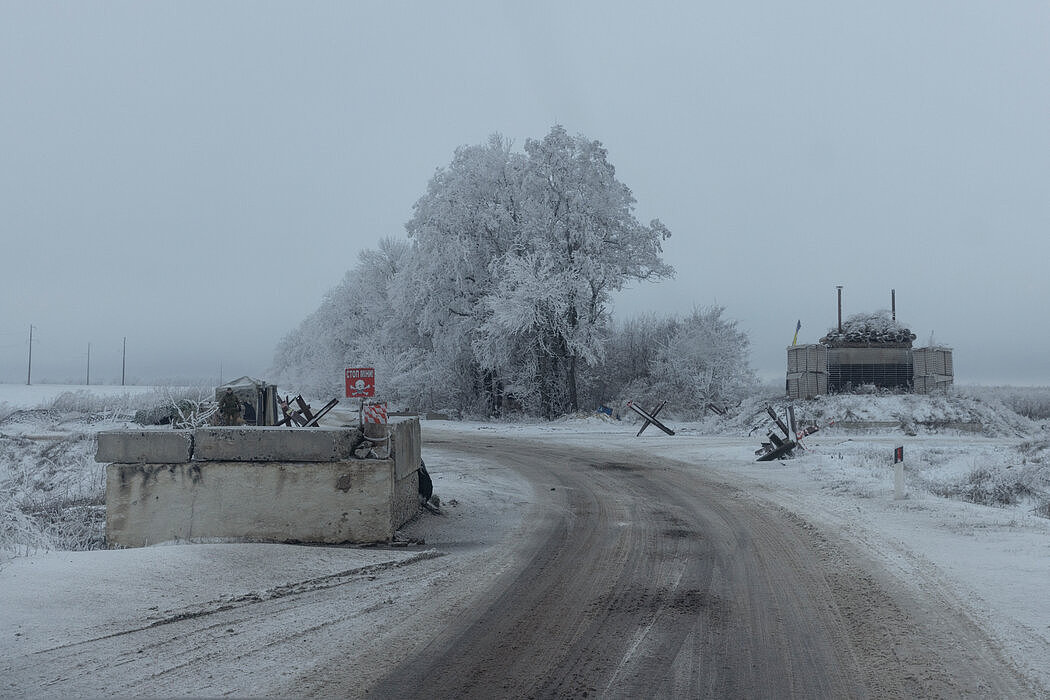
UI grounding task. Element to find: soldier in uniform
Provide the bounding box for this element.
[219,387,242,426]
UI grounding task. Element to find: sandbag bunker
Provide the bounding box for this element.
[96,420,421,548]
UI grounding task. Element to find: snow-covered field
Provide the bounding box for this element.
[0,384,162,410]
[2,384,1050,694]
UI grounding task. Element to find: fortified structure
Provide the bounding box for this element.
[786,288,954,399]
[97,420,421,547]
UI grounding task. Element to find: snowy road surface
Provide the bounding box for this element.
[361,434,1033,699]
[2,424,1045,697]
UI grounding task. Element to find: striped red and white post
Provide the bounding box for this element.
[363,401,388,424]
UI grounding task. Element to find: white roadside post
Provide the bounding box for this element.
[893,446,906,500]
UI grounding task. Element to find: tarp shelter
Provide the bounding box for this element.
[215,376,279,426]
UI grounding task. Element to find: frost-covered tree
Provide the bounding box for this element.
[472,247,578,415]
[274,125,674,418]
[271,238,412,399]
[583,313,671,407]
[472,126,673,416]
[402,135,525,413]
[645,306,757,411]
[594,307,756,413]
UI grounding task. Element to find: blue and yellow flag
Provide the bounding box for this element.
[792,320,801,346]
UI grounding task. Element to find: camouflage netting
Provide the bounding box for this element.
[820,310,917,345]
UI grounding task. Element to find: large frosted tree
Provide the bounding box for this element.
[271,238,412,398]
[402,135,526,413]
[274,125,675,418]
[645,306,757,411]
[474,126,673,415]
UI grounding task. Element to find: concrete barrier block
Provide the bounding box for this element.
[106,460,394,547]
[362,421,390,442]
[95,430,193,464]
[391,418,421,480]
[391,419,421,526]
[193,427,364,462]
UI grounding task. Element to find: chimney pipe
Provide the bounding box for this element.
[837,286,843,334]
[891,289,896,321]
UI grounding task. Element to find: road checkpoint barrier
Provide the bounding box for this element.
[97,421,421,547]
[754,405,822,461]
[626,400,675,436]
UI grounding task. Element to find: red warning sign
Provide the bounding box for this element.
[345,367,375,398]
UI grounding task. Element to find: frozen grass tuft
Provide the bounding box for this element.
[914,448,1050,512]
[957,467,1033,507]
[0,431,107,562]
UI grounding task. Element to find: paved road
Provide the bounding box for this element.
[366,435,1032,699]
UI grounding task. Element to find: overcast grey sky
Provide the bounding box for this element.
[2,2,1048,386]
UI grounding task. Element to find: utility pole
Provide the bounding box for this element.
[26,325,34,386]
[86,342,91,386]
[122,336,126,386]
[836,285,844,334]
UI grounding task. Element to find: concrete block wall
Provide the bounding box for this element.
[106,461,392,545]
[390,418,422,527]
[99,420,420,548]
[193,426,366,462]
[96,430,193,464]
